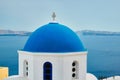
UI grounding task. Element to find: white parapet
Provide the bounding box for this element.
[103,76,120,80]
[86,73,98,80]
[4,75,28,80]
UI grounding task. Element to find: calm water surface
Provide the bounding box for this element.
[0,35,120,78]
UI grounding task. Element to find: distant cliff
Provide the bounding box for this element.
[1,29,120,36]
[77,30,120,36]
[0,30,31,36]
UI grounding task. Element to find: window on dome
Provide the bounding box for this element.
[72,61,79,79]
[43,62,52,80]
[23,60,28,77]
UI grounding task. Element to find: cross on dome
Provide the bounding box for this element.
[52,12,56,21]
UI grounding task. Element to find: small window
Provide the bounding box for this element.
[72,62,76,66]
[72,73,76,77]
[72,61,79,79]
[26,61,28,65]
[24,60,28,77]
[72,68,76,72]
[26,67,28,70]
[43,62,52,80]
[26,72,28,76]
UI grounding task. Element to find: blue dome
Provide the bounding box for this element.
[23,22,85,53]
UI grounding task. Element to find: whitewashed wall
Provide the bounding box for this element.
[13,51,87,80]
[18,51,34,80]
[63,52,87,80]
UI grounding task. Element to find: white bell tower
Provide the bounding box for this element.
[18,51,87,80]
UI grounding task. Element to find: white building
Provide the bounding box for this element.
[5,13,97,80]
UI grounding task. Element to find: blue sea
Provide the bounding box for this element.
[0,35,120,78]
[0,36,28,75]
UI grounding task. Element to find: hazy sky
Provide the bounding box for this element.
[0,0,120,32]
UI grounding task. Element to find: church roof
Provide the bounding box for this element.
[23,22,86,53]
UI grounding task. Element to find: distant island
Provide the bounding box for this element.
[0,30,31,36]
[77,30,120,36]
[0,29,120,36]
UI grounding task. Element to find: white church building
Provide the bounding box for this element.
[4,13,97,80]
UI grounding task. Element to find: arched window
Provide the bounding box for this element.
[72,61,79,79]
[43,62,52,80]
[23,60,28,77]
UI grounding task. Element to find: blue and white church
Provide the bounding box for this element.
[5,13,97,80]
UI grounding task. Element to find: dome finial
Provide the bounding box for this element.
[52,12,56,21]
